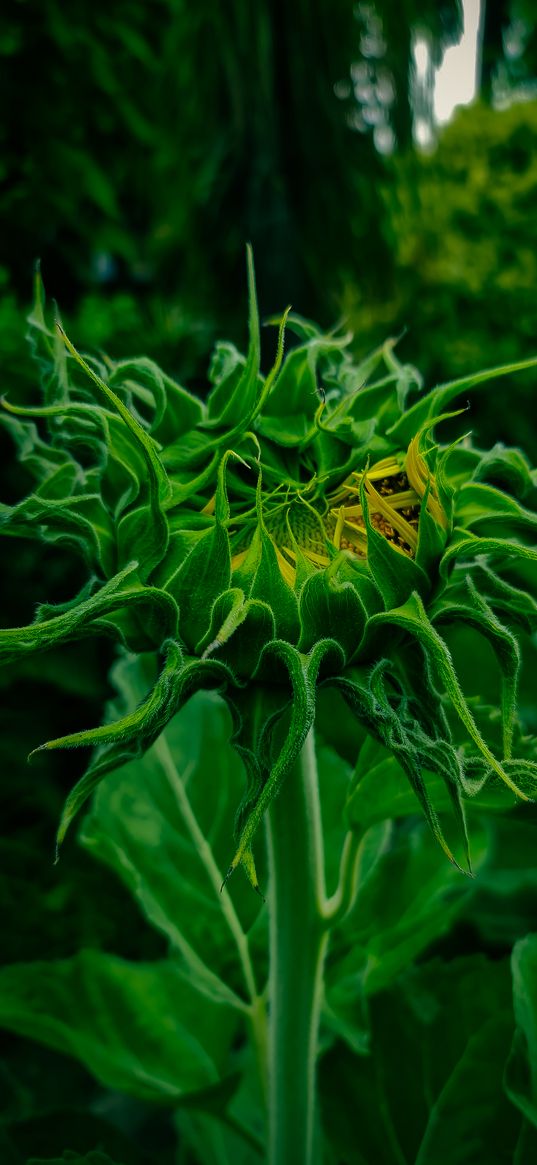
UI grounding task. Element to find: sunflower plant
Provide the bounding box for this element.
[2,250,537,1164]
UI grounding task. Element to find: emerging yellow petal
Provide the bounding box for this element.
[228,439,447,587]
[405,432,447,529]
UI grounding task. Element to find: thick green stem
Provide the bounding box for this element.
[266,727,328,1165]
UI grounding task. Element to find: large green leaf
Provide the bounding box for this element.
[458,813,537,949]
[321,954,519,1165]
[326,820,481,1002]
[0,950,237,1103]
[345,735,453,833]
[415,1014,516,1165]
[80,657,265,1008]
[505,934,537,1129]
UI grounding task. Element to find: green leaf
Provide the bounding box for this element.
[454,481,537,535]
[345,737,453,833]
[155,369,205,446]
[297,563,367,662]
[472,444,535,497]
[432,578,521,758]
[1,484,115,575]
[334,662,469,868]
[415,1014,516,1165]
[246,524,300,642]
[232,490,300,645]
[468,563,537,633]
[173,524,231,650]
[30,644,234,853]
[56,325,170,576]
[388,353,537,447]
[256,345,320,445]
[366,592,529,800]
[514,1122,537,1165]
[257,329,352,446]
[177,1103,264,1165]
[107,356,168,430]
[170,450,242,650]
[346,823,480,996]
[505,934,537,1129]
[0,410,67,483]
[415,488,448,576]
[203,246,261,430]
[0,951,237,1103]
[81,661,264,1007]
[207,342,246,414]
[198,587,275,675]
[0,564,179,663]
[323,952,517,1165]
[440,529,537,581]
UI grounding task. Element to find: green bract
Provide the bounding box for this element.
[2,250,537,889]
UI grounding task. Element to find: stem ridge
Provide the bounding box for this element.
[266,726,328,1165]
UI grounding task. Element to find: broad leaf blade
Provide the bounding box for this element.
[81,660,265,1003]
[0,951,237,1103]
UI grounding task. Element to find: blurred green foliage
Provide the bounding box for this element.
[0,0,464,323]
[2,3,537,440]
[346,98,537,459]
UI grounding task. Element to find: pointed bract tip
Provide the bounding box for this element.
[51,299,64,327]
[263,304,292,328]
[28,744,46,764]
[228,449,251,471]
[220,865,236,892]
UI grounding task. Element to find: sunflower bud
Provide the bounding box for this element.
[2,250,537,888]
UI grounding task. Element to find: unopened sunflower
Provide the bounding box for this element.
[2,250,537,889]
